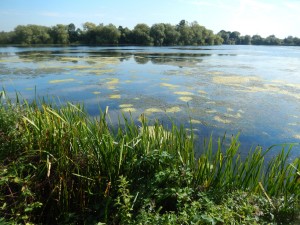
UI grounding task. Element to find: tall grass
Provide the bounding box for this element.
[0,94,300,224]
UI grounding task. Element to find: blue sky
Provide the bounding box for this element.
[0,0,299,38]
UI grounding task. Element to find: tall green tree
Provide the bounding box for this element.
[190,21,205,45]
[251,35,264,45]
[203,29,216,45]
[95,24,120,45]
[217,30,230,44]
[118,26,132,45]
[240,35,252,45]
[176,20,194,45]
[293,37,300,45]
[163,24,180,45]
[283,36,294,45]
[13,25,51,45]
[50,24,69,44]
[229,31,240,44]
[264,35,281,45]
[150,23,166,46]
[213,34,224,45]
[0,31,14,44]
[82,22,97,44]
[67,23,79,43]
[132,24,153,45]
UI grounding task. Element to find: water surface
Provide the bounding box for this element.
[1,45,300,157]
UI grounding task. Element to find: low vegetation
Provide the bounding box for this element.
[0,92,300,224]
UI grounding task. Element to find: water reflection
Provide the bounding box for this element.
[133,55,203,67]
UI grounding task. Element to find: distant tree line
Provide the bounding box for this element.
[0,20,222,46]
[218,30,300,46]
[0,20,299,46]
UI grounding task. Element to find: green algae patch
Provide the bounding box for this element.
[166,106,181,113]
[49,78,75,84]
[179,96,193,102]
[106,78,119,85]
[119,104,134,108]
[224,112,242,119]
[160,83,179,89]
[144,107,164,114]
[105,78,119,90]
[66,65,91,69]
[236,82,300,100]
[213,76,261,86]
[206,109,217,114]
[61,57,82,62]
[174,91,194,96]
[107,86,117,90]
[92,69,115,75]
[207,101,216,105]
[293,134,300,140]
[190,119,202,124]
[198,90,207,95]
[121,107,137,113]
[214,115,231,124]
[210,71,223,75]
[109,94,121,99]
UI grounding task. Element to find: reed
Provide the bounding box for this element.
[0,94,299,224]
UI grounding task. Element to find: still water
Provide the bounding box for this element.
[1,45,300,157]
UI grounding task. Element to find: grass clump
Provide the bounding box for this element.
[0,94,300,224]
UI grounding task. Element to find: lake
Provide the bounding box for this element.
[1,45,300,158]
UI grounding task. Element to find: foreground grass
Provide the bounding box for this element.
[0,95,300,224]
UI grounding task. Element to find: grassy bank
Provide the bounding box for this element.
[0,94,300,224]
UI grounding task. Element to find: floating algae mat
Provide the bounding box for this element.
[119,104,134,108]
[1,46,300,159]
[144,107,164,114]
[166,106,181,113]
[106,78,119,85]
[49,79,75,84]
[160,83,179,89]
[109,94,121,99]
[178,96,193,102]
[174,91,194,96]
[121,107,137,113]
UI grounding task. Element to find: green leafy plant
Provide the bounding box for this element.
[0,94,299,224]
